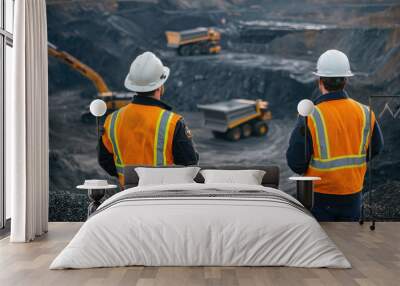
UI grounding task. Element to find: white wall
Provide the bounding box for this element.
[5,0,13,33]
[4,0,14,220]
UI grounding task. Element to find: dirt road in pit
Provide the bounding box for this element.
[160,50,315,84]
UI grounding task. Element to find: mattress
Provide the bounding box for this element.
[50,183,351,269]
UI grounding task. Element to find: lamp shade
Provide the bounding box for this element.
[297,99,314,117]
[89,99,107,117]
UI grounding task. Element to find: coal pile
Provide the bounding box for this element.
[47,0,400,221]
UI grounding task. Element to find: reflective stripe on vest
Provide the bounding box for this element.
[109,110,124,175]
[359,104,371,155]
[310,155,366,170]
[154,110,174,166]
[309,106,330,159]
[309,104,371,171]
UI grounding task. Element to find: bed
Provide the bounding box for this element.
[50,165,351,269]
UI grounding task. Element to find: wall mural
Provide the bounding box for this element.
[47,0,400,221]
[378,103,400,119]
[366,96,400,221]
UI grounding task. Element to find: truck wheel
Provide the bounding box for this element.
[226,127,241,141]
[178,45,191,56]
[212,131,225,139]
[241,124,252,138]
[253,122,269,136]
[201,43,210,54]
[192,45,201,55]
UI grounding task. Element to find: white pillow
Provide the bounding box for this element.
[135,167,200,186]
[200,169,266,185]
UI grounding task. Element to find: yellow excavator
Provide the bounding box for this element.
[48,42,134,121]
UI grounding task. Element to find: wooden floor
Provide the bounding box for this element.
[0,222,399,286]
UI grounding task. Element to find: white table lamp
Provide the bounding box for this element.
[89,99,107,142]
[297,99,314,163]
[90,99,107,117]
[290,99,319,210]
[297,99,314,117]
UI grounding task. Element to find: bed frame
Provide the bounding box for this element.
[123,165,280,190]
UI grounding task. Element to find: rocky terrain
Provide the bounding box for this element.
[47,0,400,221]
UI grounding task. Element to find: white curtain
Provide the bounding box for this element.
[8,0,49,242]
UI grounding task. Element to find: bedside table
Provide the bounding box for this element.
[289,176,321,210]
[77,180,117,218]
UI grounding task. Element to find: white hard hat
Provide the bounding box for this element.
[313,49,354,77]
[124,51,170,92]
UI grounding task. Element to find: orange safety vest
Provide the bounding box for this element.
[305,98,375,195]
[102,103,182,185]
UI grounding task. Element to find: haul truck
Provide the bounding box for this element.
[165,27,221,56]
[197,99,272,141]
[48,42,134,121]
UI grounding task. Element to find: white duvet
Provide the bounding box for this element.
[50,183,351,269]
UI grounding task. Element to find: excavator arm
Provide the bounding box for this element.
[48,42,134,120]
[48,42,112,96]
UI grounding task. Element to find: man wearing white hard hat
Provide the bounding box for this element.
[98,51,199,186]
[286,49,384,221]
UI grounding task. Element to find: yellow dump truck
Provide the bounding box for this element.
[165,27,221,56]
[197,99,272,141]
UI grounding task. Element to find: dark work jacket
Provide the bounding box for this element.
[98,96,199,177]
[286,90,384,175]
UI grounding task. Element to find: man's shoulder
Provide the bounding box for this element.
[104,109,118,124]
[172,116,193,140]
[317,96,364,108]
[106,105,127,119]
[347,98,371,111]
[164,109,183,122]
[171,110,183,118]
